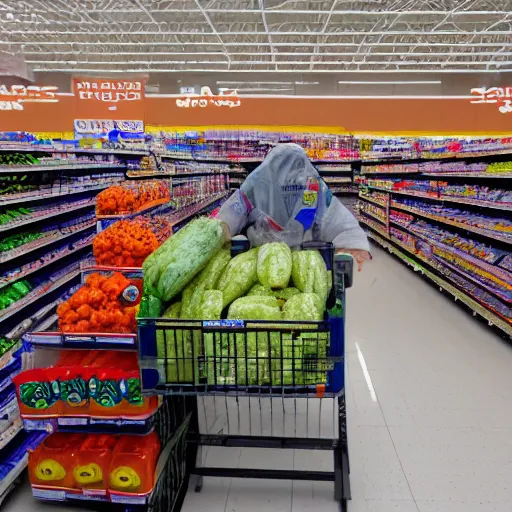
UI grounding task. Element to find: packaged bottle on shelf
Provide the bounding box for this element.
[73,434,118,490]
[108,431,161,494]
[28,432,86,488]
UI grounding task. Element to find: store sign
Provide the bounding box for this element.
[74,119,144,135]
[0,85,58,110]
[176,86,241,108]
[74,79,143,104]
[74,119,144,140]
[470,87,512,113]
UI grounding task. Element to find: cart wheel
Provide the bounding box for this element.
[193,474,204,493]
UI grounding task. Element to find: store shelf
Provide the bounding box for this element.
[357,215,389,239]
[390,203,512,246]
[161,153,262,163]
[0,454,28,506]
[0,240,92,292]
[96,197,171,220]
[358,193,388,208]
[0,341,22,370]
[323,178,353,184]
[361,170,420,175]
[317,169,353,174]
[421,173,512,178]
[0,270,80,324]
[366,230,512,338]
[170,192,230,230]
[0,163,126,174]
[23,331,137,349]
[170,171,242,178]
[333,188,359,195]
[0,183,114,207]
[366,186,511,211]
[389,220,512,303]
[0,220,95,264]
[0,200,96,233]
[23,407,159,435]
[0,146,148,157]
[389,227,512,320]
[358,207,387,225]
[0,418,23,450]
[162,153,358,165]
[361,149,512,165]
[127,172,173,179]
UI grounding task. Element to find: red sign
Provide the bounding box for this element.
[470,87,512,114]
[72,77,146,120]
[175,86,241,108]
[0,85,58,111]
[73,78,143,103]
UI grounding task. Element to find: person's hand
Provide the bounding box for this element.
[335,249,371,271]
[220,221,232,243]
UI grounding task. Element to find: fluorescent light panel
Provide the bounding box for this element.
[338,80,442,84]
[31,68,512,74]
[217,81,294,85]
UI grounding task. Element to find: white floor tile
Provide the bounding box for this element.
[225,479,292,512]
[428,502,499,512]
[292,481,338,512]
[181,477,231,512]
[365,500,419,512]
[416,502,439,512]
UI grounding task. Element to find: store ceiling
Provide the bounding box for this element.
[0,0,511,75]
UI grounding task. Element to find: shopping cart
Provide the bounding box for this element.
[138,242,353,511]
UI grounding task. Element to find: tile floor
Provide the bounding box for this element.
[4,242,512,512]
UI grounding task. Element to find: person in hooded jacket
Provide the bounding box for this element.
[216,143,371,270]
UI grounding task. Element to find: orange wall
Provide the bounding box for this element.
[1,96,511,134]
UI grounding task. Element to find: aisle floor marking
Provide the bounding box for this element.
[355,341,377,403]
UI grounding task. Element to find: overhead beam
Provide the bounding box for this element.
[31,60,512,68]
[2,9,509,15]
[2,30,512,36]
[31,67,512,73]
[24,51,512,58]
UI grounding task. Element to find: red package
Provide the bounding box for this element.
[13,368,61,416]
[73,434,118,489]
[29,433,87,489]
[108,432,161,494]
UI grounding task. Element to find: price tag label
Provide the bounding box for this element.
[203,320,244,329]
[32,488,66,501]
[58,417,88,426]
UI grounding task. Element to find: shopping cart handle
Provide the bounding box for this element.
[334,253,353,290]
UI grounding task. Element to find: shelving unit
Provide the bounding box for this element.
[1,135,234,508]
[0,145,154,502]
[355,150,511,339]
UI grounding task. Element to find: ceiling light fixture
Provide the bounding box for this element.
[338,80,442,84]
[217,81,294,85]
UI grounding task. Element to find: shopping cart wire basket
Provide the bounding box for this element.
[137,242,353,511]
[138,242,348,398]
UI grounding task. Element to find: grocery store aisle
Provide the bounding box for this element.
[4,243,512,512]
[182,242,512,512]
